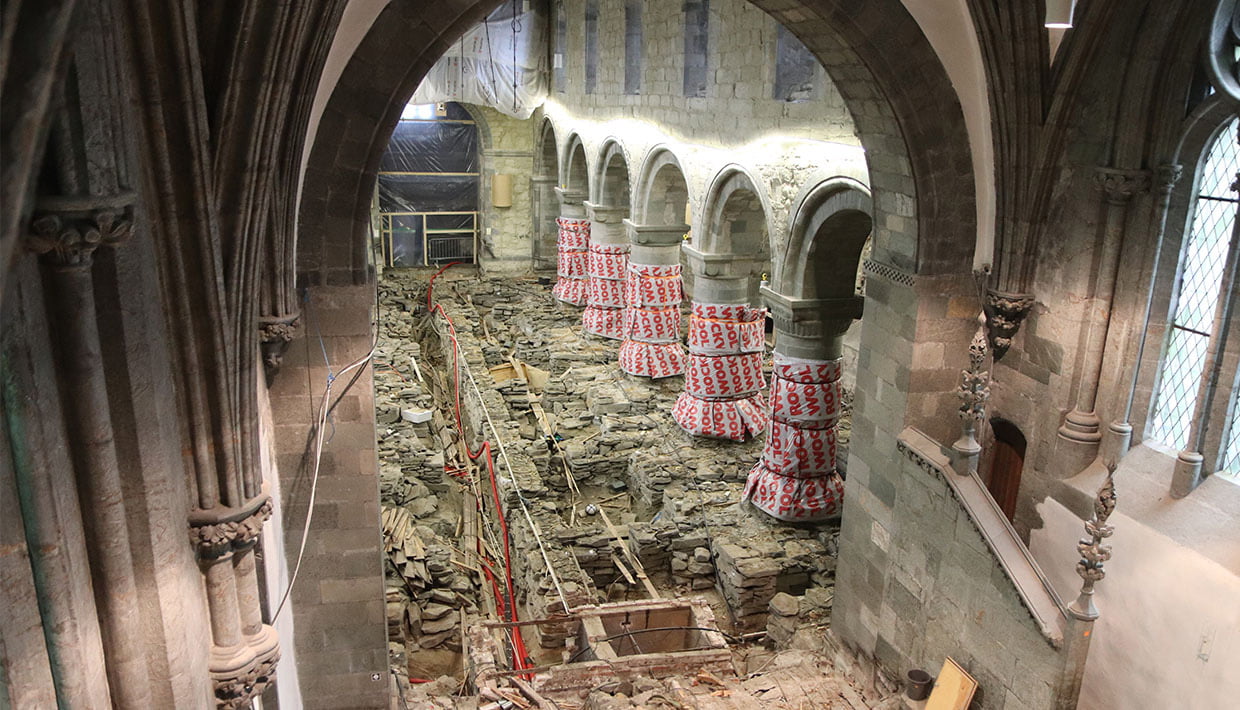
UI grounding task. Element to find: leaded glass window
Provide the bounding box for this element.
[1147,117,1239,475]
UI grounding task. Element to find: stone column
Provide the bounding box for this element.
[26,197,153,708]
[1107,165,1182,463]
[619,220,688,378]
[582,202,629,339]
[532,175,560,270]
[552,187,589,305]
[189,495,278,708]
[743,288,861,520]
[673,245,768,441]
[1057,167,1150,473]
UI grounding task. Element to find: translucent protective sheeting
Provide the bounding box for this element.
[410,3,548,120]
[378,174,478,213]
[378,110,480,214]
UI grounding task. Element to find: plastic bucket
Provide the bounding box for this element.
[906,669,934,701]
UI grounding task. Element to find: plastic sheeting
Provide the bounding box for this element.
[378,114,480,214]
[743,354,846,521]
[410,5,548,120]
[618,263,686,379]
[673,302,769,441]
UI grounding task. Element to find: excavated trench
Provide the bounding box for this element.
[373,267,856,707]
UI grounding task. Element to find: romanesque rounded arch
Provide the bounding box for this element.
[562,133,589,194]
[697,166,774,258]
[633,146,691,226]
[296,0,976,286]
[535,117,558,180]
[594,139,631,210]
[777,177,873,300]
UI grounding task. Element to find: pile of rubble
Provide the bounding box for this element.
[375,269,853,699]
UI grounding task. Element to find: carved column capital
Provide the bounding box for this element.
[189,495,273,559]
[1094,167,1151,205]
[983,289,1035,361]
[1154,163,1184,195]
[26,193,137,267]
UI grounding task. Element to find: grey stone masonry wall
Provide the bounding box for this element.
[267,285,388,709]
[834,428,1071,710]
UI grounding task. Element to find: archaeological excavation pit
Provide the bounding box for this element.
[374,267,860,707]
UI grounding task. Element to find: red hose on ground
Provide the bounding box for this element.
[425,262,530,674]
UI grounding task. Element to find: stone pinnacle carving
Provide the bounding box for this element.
[984,289,1035,361]
[952,313,991,473]
[1070,472,1116,620]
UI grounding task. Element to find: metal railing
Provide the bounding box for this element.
[379,211,478,267]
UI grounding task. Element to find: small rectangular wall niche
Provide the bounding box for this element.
[624,1,642,95]
[585,0,599,94]
[683,0,710,98]
[774,22,817,102]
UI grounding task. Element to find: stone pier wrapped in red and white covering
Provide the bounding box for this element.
[582,242,629,338]
[618,263,686,378]
[672,303,768,440]
[743,354,846,521]
[552,217,590,305]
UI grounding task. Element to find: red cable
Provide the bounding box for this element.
[425,262,530,675]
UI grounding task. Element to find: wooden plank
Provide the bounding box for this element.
[611,553,637,585]
[925,657,978,710]
[598,508,659,599]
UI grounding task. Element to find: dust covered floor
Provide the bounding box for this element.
[371,267,881,708]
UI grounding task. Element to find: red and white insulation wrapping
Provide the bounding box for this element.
[743,354,846,521]
[673,302,768,440]
[553,217,590,305]
[582,242,629,339]
[618,263,685,378]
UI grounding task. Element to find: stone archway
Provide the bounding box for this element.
[295,0,977,289]
[532,118,560,269]
[743,178,872,521]
[619,147,693,379]
[582,140,632,339]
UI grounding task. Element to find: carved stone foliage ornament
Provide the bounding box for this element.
[27,203,135,267]
[1094,167,1151,205]
[958,314,992,428]
[214,647,279,709]
[189,497,273,558]
[983,290,1035,361]
[259,313,302,383]
[1072,473,1117,620]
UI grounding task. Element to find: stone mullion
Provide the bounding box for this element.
[1057,167,1150,473]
